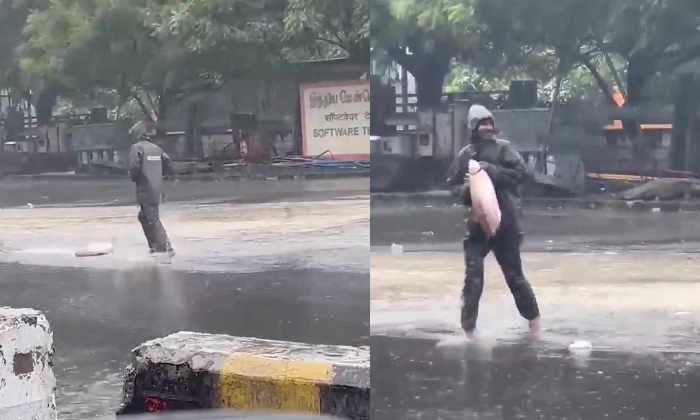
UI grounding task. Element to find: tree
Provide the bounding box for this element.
[19,0,372,127]
[371,0,477,108]
[469,0,700,166]
[284,0,369,62]
[0,0,52,123]
[144,0,288,81]
[445,62,604,105]
[472,0,617,100]
[473,0,700,106]
[20,0,225,124]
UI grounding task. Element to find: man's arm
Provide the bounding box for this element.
[161,151,173,176]
[446,148,472,205]
[128,144,143,183]
[481,144,529,189]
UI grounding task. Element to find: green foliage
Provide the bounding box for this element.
[370,0,482,105]
[144,0,288,77]
[0,0,49,101]
[371,0,700,106]
[12,0,369,118]
[284,0,369,61]
[371,0,476,59]
[22,2,143,118]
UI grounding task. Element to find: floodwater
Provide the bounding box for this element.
[370,203,700,420]
[1,264,368,419]
[0,177,369,208]
[0,178,369,419]
[371,335,700,420]
[371,204,700,251]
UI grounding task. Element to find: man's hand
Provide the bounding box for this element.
[449,173,471,199]
[478,161,492,171]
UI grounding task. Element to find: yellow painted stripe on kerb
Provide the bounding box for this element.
[218,355,334,413]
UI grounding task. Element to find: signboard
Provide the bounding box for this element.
[299,80,370,160]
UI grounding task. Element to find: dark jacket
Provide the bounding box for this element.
[129,139,172,205]
[446,105,529,231]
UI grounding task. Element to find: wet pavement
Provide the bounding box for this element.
[0,178,369,419]
[1,264,368,418]
[371,204,700,420]
[371,335,700,420]
[371,205,700,252]
[0,177,368,208]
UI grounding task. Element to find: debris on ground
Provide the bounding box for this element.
[618,178,700,201]
[75,240,115,257]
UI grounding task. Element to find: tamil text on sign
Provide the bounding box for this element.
[300,80,370,159]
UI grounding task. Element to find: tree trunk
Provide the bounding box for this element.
[35,83,59,126]
[156,92,171,135]
[623,55,653,166]
[183,102,204,159]
[580,58,616,105]
[670,74,693,170]
[347,38,370,64]
[411,61,450,108]
[625,56,649,105]
[387,46,453,109]
[133,95,152,121]
[684,75,700,173]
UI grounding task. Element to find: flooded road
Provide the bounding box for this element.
[0,264,368,419]
[371,335,700,420]
[371,205,700,420]
[371,205,700,251]
[0,177,368,208]
[371,252,700,351]
[0,179,369,419]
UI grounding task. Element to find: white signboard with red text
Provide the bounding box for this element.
[299,80,370,160]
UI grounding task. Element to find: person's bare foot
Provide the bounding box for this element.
[528,317,541,334]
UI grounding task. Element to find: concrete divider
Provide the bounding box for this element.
[0,307,56,420]
[117,332,370,419]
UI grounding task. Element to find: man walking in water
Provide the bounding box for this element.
[128,121,175,257]
[446,104,540,336]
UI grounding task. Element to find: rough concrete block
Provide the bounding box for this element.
[117,332,369,419]
[0,307,56,420]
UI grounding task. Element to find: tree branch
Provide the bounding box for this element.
[132,93,153,121]
[578,55,616,105]
[318,36,347,51]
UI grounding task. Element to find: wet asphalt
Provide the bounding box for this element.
[0,178,369,419]
[0,176,369,208]
[371,204,700,252]
[371,201,700,420]
[6,176,700,419]
[371,335,700,420]
[0,264,367,418]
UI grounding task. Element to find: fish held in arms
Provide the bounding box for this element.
[468,159,501,237]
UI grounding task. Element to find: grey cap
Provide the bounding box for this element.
[466,104,495,131]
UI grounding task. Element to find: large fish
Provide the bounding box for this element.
[468,159,501,237]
